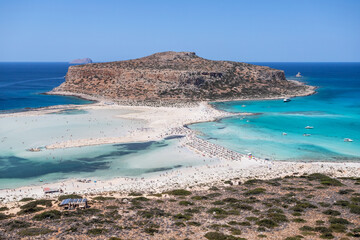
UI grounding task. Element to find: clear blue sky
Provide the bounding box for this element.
[0,0,359,62]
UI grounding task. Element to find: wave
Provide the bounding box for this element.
[0,77,64,88]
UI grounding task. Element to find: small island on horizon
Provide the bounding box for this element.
[69,58,93,64]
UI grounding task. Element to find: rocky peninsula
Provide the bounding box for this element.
[52,52,315,103]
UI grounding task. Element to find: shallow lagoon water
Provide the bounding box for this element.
[190,63,360,162]
[0,108,208,189]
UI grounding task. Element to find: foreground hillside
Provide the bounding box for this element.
[52,52,314,102]
[0,174,359,239]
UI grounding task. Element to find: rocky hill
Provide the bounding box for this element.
[54,52,314,102]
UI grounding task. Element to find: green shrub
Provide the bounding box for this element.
[6,220,31,230]
[329,217,350,225]
[0,213,8,220]
[179,201,194,206]
[323,209,341,216]
[285,236,303,240]
[256,219,278,228]
[192,195,208,200]
[338,189,354,195]
[0,207,9,211]
[188,221,201,226]
[319,232,335,239]
[18,206,44,215]
[334,200,350,207]
[33,210,61,221]
[19,197,34,202]
[173,213,192,220]
[168,189,191,196]
[267,213,288,223]
[93,196,116,201]
[245,188,266,195]
[204,231,243,240]
[349,204,360,214]
[20,199,52,209]
[128,192,142,196]
[144,227,159,235]
[307,173,342,186]
[230,228,242,235]
[314,226,332,233]
[292,218,306,223]
[18,228,53,236]
[175,221,186,227]
[87,228,108,235]
[299,226,314,231]
[207,208,227,215]
[329,223,347,232]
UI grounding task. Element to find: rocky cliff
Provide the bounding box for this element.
[54,52,314,102]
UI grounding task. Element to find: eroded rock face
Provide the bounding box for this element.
[55,52,312,101]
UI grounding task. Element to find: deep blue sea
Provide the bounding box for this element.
[0,63,92,111]
[190,63,360,162]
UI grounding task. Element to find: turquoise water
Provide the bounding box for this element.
[0,108,207,189]
[190,63,360,162]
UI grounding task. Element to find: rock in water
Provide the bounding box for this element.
[55,52,313,102]
[69,58,93,64]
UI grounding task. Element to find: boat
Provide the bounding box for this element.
[296,72,302,77]
[344,138,353,142]
[303,134,311,136]
[27,147,41,152]
[283,98,291,102]
[305,126,314,129]
[282,132,287,135]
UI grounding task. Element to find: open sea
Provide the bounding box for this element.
[0,62,359,188]
[0,63,92,111]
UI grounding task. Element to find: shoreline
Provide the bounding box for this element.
[3,82,358,205]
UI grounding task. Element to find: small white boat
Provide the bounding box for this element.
[283,98,291,102]
[303,133,311,136]
[282,132,287,135]
[305,126,314,129]
[27,147,41,152]
[296,72,302,77]
[344,138,353,142]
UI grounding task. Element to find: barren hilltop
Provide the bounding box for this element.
[53,51,314,102]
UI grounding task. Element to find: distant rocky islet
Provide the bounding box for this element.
[69,58,93,64]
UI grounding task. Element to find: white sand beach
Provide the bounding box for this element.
[1,97,359,204]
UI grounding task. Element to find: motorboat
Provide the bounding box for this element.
[27,147,41,152]
[303,134,311,136]
[305,126,314,129]
[283,98,291,102]
[344,138,353,142]
[282,132,287,135]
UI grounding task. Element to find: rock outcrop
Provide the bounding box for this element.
[55,52,314,102]
[69,58,93,64]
